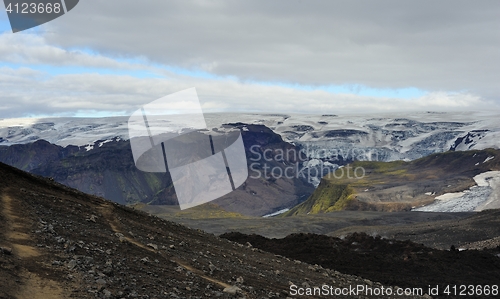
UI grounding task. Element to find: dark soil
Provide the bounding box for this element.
[221,232,500,299]
[0,162,426,299]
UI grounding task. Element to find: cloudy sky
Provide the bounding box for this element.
[0,0,499,118]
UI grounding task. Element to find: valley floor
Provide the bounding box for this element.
[139,205,500,250]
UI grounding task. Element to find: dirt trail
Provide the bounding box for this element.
[15,272,65,299]
[1,194,39,259]
[98,202,233,290]
[1,191,66,299]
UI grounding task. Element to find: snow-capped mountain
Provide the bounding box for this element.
[2,111,500,215]
[1,111,499,161]
[0,124,315,216]
[274,111,500,162]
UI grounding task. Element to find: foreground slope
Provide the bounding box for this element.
[222,231,500,298]
[0,162,423,299]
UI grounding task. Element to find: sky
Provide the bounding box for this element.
[0,0,499,118]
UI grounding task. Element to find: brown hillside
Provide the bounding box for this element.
[0,162,423,298]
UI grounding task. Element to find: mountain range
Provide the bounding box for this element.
[1,111,500,216]
[2,111,499,159]
[0,124,314,216]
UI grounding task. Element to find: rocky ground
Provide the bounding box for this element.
[221,232,500,299]
[330,208,500,250]
[0,162,426,299]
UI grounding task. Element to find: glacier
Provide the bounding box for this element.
[413,171,500,212]
[2,111,499,161]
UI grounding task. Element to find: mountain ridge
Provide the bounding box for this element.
[284,148,500,216]
[0,124,315,216]
[2,112,499,162]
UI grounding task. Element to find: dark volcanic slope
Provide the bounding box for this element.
[0,139,178,206]
[222,232,500,299]
[0,162,423,299]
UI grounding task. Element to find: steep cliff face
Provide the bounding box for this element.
[0,140,79,171]
[0,138,178,205]
[213,124,315,216]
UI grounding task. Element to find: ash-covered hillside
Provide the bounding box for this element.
[0,162,424,299]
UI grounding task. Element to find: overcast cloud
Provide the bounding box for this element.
[0,0,499,117]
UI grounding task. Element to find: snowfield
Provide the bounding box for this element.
[1,111,500,158]
[413,171,500,212]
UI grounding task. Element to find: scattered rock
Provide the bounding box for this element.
[223,285,241,295]
[209,263,217,274]
[147,243,158,250]
[102,289,112,298]
[102,267,113,275]
[67,260,77,270]
[96,278,106,291]
[0,247,12,255]
[7,160,496,299]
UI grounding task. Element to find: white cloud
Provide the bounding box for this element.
[0,64,496,118]
[41,0,500,100]
[0,33,147,70]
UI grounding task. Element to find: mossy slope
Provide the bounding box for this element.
[284,149,500,216]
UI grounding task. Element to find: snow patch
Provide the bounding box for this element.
[99,139,113,147]
[483,156,495,163]
[262,208,289,218]
[413,171,500,212]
